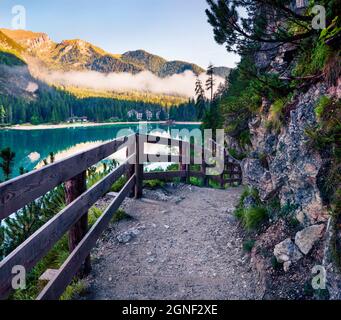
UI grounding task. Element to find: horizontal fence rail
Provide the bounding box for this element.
[0,133,242,300]
[37,175,136,300]
[0,135,132,219]
[0,157,134,299]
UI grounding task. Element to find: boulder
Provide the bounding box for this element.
[295,224,325,255]
[274,238,303,264]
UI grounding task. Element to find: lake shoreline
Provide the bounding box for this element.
[3,121,202,131]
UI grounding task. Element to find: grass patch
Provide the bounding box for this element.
[293,40,332,77]
[60,280,87,300]
[315,96,332,119]
[228,148,247,161]
[144,179,165,189]
[266,98,286,133]
[238,186,261,207]
[235,206,268,231]
[111,209,130,224]
[10,235,70,300]
[88,207,103,227]
[241,207,268,231]
[111,176,128,192]
[234,187,268,231]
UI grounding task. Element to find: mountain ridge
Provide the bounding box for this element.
[0,28,230,78]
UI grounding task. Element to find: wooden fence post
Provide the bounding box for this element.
[65,171,91,277]
[202,149,209,187]
[238,165,243,185]
[220,148,226,189]
[179,141,187,183]
[126,139,135,198]
[135,134,143,199]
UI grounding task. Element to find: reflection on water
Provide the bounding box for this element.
[0,123,200,179]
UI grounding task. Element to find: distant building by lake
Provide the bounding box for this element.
[67,116,88,123]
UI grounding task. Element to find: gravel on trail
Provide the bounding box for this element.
[81,184,263,300]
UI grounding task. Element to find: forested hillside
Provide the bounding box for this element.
[0,30,204,124]
[0,76,197,124]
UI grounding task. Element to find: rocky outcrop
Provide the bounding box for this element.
[241,83,330,226]
[242,158,275,201]
[295,224,325,255]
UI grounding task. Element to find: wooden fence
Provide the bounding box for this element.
[0,133,242,300]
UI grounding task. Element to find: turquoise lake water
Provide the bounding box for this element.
[0,123,200,180]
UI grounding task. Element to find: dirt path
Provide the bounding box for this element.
[82,184,263,300]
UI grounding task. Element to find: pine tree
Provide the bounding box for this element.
[206,64,215,101]
[0,186,65,257]
[0,147,15,181]
[201,99,223,139]
[195,77,206,120]
[0,105,6,124]
[205,0,319,55]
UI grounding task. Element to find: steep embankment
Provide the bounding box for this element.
[216,9,340,299]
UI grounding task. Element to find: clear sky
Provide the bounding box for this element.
[0,0,240,68]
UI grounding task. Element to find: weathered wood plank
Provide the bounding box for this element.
[65,171,91,276]
[0,158,133,300]
[37,175,136,300]
[189,171,204,179]
[143,171,187,180]
[179,142,188,183]
[140,134,187,147]
[143,154,190,164]
[225,178,243,183]
[0,135,133,219]
[135,135,143,199]
[143,170,240,184]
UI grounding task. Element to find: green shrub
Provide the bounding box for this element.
[11,235,70,300]
[267,98,286,133]
[60,280,87,300]
[243,239,256,252]
[112,209,130,224]
[234,207,245,220]
[88,207,103,227]
[189,176,202,187]
[235,206,268,231]
[242,207,268,230]
[144,179,165,189]
[111,176,128,192]
[228,148,247,161]
[315,96,332,119]
[293,40,332,77]
[271,256,282,271]
[238,186,261,208]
